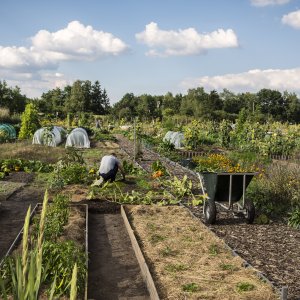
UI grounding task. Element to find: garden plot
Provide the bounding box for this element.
[115,133,300,300]
[0,181,26,201]
[86,200,150,299]
[127,205,279,300]
[0,171,44,259]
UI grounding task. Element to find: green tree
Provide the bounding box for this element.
[257,89,284,121]
[19,103,40,139]
[283,91,300,123]
[0,80,27,113]
[65,80,86,113]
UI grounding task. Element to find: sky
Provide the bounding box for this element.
[0,0,300,104]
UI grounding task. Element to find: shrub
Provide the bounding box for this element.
[19,103,40,139]
[247,164,300,219]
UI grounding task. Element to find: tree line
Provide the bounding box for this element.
[1,79,300,123]
[0,79,110,118]
[112,87,300,123]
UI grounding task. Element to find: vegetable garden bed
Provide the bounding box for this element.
[126,204,279,300]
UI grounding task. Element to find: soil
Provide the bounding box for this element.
[115,134,300,300]
[87,200,150,300]
[1,178,150,300]
[0,172,44,260]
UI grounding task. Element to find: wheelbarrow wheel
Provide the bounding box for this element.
[244,199,255,224]
[204,200,217,224]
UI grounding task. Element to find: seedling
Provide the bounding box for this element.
[236,282,255,292]
[165,263,188,273]
[208,244,219,256]
[182,282,200,293]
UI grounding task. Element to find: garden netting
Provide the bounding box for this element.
[163,131,185,149]
[65,127,90,148]
[32,126,67,147]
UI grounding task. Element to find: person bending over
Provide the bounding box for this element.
[98,152,125,183]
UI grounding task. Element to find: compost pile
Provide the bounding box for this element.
[116,134,300,300]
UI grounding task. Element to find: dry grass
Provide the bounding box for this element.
[0,181,26,201]
[61,206,86,246]
[0,140,66,163]
[128,205,279,300]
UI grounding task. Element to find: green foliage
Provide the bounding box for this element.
[247,165,300,219]
[208,244,219,256]
[165,263,188,273]
[163,175,193,199]
[236,282,255,292]
[37,194,70,241]
[0,192,49,300]
[160,246,178,257]
[42,241,86,296]
[288,208,300,229]
[18,103,40,139]
[0,158,53,174]
[182,282,200,293]
[49,148,89,188]
[93,128,116,141]
[219,263,238,272]
[123,160,144,175]
[151,160,167,173]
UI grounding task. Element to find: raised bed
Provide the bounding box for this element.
[124,204,280,300]
[0,203,88,299]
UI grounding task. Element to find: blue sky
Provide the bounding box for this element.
[0,0,300,104]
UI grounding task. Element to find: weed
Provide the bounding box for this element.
[160,246,178,257]
[182,282,200,293]
[149,234,166,244]
[219,263,238,272]
[208,244,219,256]
[165,264,188,273]
[236,282,255,292]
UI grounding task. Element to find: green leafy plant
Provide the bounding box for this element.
[163,175,193,198]
[182,282,200,293]
[288,208,300,229]
[165,264,188,273]
[208,244,219,256]
[18,103,40,139]
[236,282,255,292]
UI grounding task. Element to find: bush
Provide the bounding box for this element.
[19,103,40,139]
[246,164,300,219]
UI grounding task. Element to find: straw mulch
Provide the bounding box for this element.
[128,205,279,300]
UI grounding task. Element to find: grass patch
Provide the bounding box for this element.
[182,282,200,293]
[0,141,66,164]
[149,234,166,244]
[165,263,188,273]
[236,282,255,292]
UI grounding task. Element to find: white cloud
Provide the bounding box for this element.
[31,20,128,60]
[0,20,128,71]
[1,71,73,98]
[135,22,239,57]
[250,0,290,7]
[0,21,128,98]
[282,10,300,28]
[180,68,300,93]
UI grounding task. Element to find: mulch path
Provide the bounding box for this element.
[115,134,300,300]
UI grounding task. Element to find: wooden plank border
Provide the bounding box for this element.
[121,205,160,300]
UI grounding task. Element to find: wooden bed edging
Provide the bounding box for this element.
[121,205,160,300]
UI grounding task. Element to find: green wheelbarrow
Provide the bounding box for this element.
[197,172,257,224]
